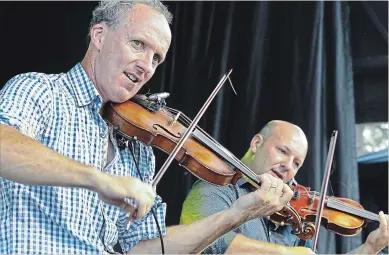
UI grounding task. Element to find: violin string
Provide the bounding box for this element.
[330,198,379,220]
[292,191,379,221]
[327,197,379,221]
[328,198,369,217]
[164,107,189,126]
[164,106,259,181]
[191,124,259,180]
[332,199,377,220]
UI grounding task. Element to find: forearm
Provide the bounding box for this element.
[226,234,314,254]
[0,124,100,190]
[127,208,244,254]
[225,234,287,254]
[347,243,379,254]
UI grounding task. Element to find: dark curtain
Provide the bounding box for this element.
[150,1,362,254]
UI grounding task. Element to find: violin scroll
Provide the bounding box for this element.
[268,201,316,240]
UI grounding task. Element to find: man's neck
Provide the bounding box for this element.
[240,154,251,169]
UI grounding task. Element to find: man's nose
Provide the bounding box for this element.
[136,52,154,75]
[285,157,294,170]
[282,158,294,172]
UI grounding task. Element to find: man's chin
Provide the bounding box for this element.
[112,89,137,103]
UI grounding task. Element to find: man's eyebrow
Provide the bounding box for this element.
[283,145,303,162]
[283,145,292,153]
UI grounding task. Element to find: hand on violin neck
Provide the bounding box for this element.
[231,173,293,221]
[362,211,389,254]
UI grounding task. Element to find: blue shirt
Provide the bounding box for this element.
[0,63,166,254]
[180,179,313,254]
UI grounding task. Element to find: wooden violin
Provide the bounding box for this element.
[102,93,379,241]
[269,183,381,240]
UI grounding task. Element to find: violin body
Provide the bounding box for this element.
[269,184,367,240]
[103,95,236,186]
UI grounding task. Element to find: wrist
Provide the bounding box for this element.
[227,206,249,227]
[84,167,107,193]
[360,243,377,254]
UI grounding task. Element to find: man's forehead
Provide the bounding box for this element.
[270,126,308,156]
[124,5,171,50]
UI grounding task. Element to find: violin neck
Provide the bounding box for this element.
[326,197,380,222]
[191,129,259,186]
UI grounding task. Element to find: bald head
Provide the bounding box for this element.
[259,120,308,152]
[241,120,308,183]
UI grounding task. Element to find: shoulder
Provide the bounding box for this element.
[180,180,233,224]
[190,179,236,194]
[185,180,240,205]
[1,72,60,101]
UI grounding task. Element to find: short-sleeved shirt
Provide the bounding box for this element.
[180,179,312,254]
[0,63,166,254]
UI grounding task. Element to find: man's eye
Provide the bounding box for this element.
[294,162,300,168]
[132,40,144,49]
[278,148,287,154]
[153,54,161,63]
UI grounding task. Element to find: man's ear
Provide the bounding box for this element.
[250,134,264,154]
[90,23,106,51]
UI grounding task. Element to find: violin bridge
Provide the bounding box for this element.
[169,112,181,126]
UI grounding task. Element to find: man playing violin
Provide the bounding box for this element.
[0,1,296,254]
[180,120,389,254]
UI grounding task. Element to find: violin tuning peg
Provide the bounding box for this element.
[280,221,284,226]
[266,216,270,220]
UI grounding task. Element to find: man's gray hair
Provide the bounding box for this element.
[88,0,173,40]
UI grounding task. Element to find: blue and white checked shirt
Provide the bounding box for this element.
[0,63,167,254]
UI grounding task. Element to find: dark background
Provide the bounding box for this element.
[0,1,387,254]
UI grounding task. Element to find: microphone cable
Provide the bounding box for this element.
[113,125,165,254]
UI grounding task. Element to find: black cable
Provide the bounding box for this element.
[112,125,165,254]
[127,138,165,254]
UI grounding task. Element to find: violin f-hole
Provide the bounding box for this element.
[153,124,182,139]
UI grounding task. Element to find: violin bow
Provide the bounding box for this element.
[152,69,235,188]
[312,130,338,252]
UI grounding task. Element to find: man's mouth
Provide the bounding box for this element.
[125,72,140,83]
[271,168,284,180]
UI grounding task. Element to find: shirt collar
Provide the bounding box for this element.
[236,177,252,188]
[67,63,101,107]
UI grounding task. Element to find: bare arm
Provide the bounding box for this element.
[0,124,99,189]
[347,243,376,254]
[128,208,243,254]
[225,234,314,254]
[0,124,156,219]
[128,174,295,254]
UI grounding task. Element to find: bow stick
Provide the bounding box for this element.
[312,130,338,252]
[152,69,234,188]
